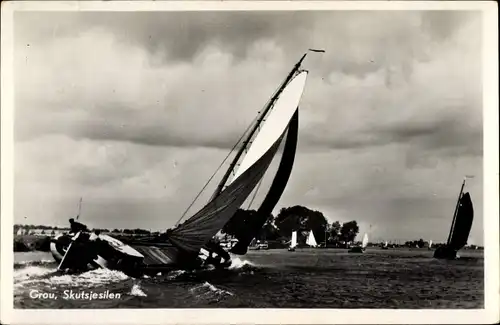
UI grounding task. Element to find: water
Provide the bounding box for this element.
[13,248,483,309]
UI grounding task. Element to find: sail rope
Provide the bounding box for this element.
[247,174,264,210]
[174,113,262,227]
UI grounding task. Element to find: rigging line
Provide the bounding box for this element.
[247,173,264,210]
[174,112,262,227]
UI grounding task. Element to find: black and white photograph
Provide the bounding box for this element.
[1,1,498,324]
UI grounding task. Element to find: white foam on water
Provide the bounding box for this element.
[15,267,129,291]
[166,269,186,280]
[45,268,129,287]
[14,266,55,286]
[228,256,255,269]
[189,281,234,297]
[130,283,147,297]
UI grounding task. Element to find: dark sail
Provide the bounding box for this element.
[230,109,299,255]
[167,134,286,254]
[448,192,474,250]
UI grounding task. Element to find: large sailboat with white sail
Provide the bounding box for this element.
[433,176,474,260]
[50,49,324,276]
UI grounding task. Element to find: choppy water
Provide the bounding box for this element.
[14,248,483,308]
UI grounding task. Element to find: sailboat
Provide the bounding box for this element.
[381,240,389,250]
[306,230,318,248]
[349,233,369,253]
[434,177,474,260]
[49,49,324,276]
[288,231,298,252]
[427,239,433,250]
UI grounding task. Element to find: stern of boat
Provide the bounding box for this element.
[433,246,458,259]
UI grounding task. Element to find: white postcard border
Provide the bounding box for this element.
[1,1,498,324]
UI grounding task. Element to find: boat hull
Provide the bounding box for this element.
[348,246,365,253]
[433,246,459,259]
[50,232,232,277]
[52,232,145,275]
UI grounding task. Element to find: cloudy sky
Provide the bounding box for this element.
[14,10,483,244]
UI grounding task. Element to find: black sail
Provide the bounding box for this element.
[230,109,299,255]
[448,192,474,250]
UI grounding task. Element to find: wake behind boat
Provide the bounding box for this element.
[433,177,474,260]
[50,49,324,277]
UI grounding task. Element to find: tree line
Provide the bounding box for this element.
[13,224,154,235]
[222,205,360,246]
[14,205,359,245]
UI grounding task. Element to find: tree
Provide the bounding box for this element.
[417,238,425,248]
[274,205,329,244]
[340,221,359,243]
[257,220,280,241]
[329,221,342,243]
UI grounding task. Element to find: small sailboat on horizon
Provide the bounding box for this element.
[288,231,298,252]
[306,230,318,248]
[349,233,369,253]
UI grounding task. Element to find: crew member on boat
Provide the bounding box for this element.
[69,218,89,234]
[205,237,231,264]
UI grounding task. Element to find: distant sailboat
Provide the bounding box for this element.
[288,231,298,252]
[434,177,474,259]
[349,233,368,253]
[381,240,389,250]
[428,239,433,250]
[306,230,318,248]
[362,233,369,249]
[248,237,260,250]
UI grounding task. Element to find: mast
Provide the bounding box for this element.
[447,178,467,245]
[76,197,83,220]
[209,52,309,201]
[324,225,328,248]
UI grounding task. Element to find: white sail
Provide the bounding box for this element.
[290,231,297,248]
[306,231,317,247]
[384,240,388,247]
[362,233,369,248]
[16,228,24,235]
[429,240,433,248]
[229,71,308,183]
